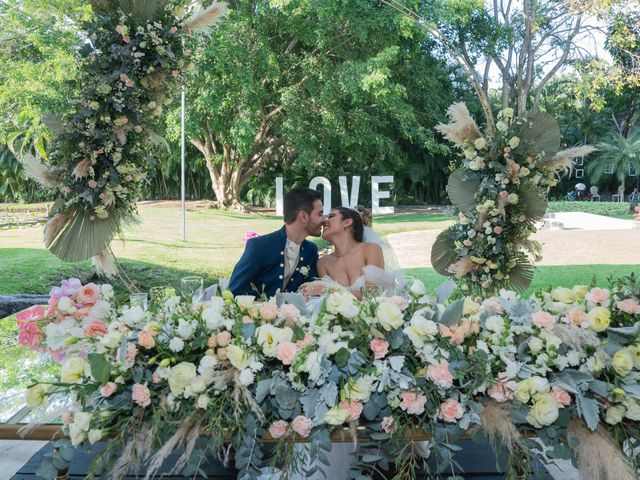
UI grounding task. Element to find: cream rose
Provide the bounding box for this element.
[168,362,197,396]
[376,302,404,331]
[526,393,559,428]
[227,344,250,370]
[25,385,47,408]
[587,306,611,332]
[612,348,634,377]
[605,405,626,425]
[61,357,89,384]
[324,407,349,426]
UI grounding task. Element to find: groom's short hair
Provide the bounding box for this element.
[283,187,322,224]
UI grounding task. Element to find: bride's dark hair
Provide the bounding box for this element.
[334,206,365,242]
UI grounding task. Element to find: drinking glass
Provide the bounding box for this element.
[181,276,204,303]
[150,286,176,311]
[129,293,148,311]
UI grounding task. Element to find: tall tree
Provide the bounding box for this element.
[588,129,640,193]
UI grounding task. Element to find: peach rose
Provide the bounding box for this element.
[61,410,73,425]
[260,302,278,321]
[74,306,92,320]
[399,391,427,415]
[427,360,454,389]
[279,304,301,323]
[291,415,313,438]
[532,311,555,330]
[217,347,228,361]
[268,420,289,439]
[617,298,640,315]
[276,342,297,365]
[152,370,161,384]
[217,331,232,347]
[100,382,117,397]
[370,338,389,359]
[488,373,517,403]
[138,330,156,349]
[438,398,464,423]
[88,180,98,189]
[387,296,409,311]
[551,386,571,407]
[381,416,395,433]
[296,333,315,349]
[84,318,108,337]
[78,283,100,304]
[566,308,588,327]
[586,288,610,306]
[207,336,218,348]
[493,226,503,235]
[125,342,138,364]
[338,400,363,422]
[481,297,504,314]
[132,383,151,407]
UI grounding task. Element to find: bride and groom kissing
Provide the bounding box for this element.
[228,187,388,300]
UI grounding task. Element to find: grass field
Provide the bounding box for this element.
[0,201,637,297]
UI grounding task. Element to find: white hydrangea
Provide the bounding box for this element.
[169,337,185,352]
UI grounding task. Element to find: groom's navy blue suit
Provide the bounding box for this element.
[229,226,319,297]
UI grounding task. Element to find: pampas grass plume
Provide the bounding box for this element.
[183,2,228,32]
[435,102,482,148]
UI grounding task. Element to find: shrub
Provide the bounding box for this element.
[547,201,633,217]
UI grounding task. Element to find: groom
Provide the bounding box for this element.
[228,187,324,297]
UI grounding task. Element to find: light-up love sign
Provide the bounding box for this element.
[275,176,394,216]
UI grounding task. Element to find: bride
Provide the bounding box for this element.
[301,206,395,299]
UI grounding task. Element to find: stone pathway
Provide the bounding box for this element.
[388,212,640,269]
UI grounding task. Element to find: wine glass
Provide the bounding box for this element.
[129,293,148,311]
[180,276,203,303]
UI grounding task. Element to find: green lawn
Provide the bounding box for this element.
[407,265,640,297]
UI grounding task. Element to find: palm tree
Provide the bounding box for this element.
[588,129,640,194]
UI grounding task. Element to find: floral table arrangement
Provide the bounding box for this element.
[16,275,640,480]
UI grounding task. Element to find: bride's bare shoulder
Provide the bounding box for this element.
[363,242,383,253]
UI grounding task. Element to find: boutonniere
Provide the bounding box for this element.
[299,265,310,277]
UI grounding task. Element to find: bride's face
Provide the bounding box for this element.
[322,210,352,241]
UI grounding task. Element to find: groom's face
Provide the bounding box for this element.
[304,199,324,237]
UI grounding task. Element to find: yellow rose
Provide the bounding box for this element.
[25,385,47,408]
[571,285,589,300]
[61,357,88,384]
[612,348,634,377]
[463,298,480,316]
[227,344,250,370]
[526,393,559,428]
[587,306,611,332]
[550,287,576,304]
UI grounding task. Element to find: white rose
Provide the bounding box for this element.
[74,412,91,432]
[485,315,504,333]
[197,394,210,409]
[376,302,404,331]
[515,378,532,403]
[343,377,374,403]
[468,160,480,170]
[168,362,197,396]
[550,287,576,304]
[57,296,75,314]
[508,136,520,149]
[324,406,349,426]
[235,295,256,309]
[89,300,111,319]
[100,284,114,300]
[326,291,360,318]
[203,307,225,330]
[529,376,549,395]
[496,121,507,132]
[612,348,634,377]
[507,193,519,204]
[409,279,426,296]
[122,306,145,326]
[101,331,122,349]
[190,376,207,394]
[177,318,195,339]
[474,137,487,150]
[227,344,250,370]
[606,405,626,425]
[88,429,102,444]
[528,337,544,355]
[25,385,47,408]
[169,337,185,352]
[624,399,640,421]
[256,324,292,357]
[69,424,85,446]
[526,393,559,428]
[61,357,89,383]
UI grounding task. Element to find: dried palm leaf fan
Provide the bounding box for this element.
[518,110,561,161]
[446,169,481,215]
[47,208,122,263]
[430,228,458,276]
[508,254,535,292]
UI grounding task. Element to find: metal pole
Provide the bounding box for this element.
[179,84,186,241]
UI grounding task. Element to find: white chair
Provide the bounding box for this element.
[612,185,625,202]
[589,186,600,201]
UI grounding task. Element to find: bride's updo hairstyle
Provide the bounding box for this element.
[356,205,372,227]
[334,206,365,242]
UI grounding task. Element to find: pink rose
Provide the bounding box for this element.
[74,306,92,320]
[295,333,315,349]
[216,331,231,347]
[125,342,138,364]
[616,298,640,315]
[291,415,313,438]
[279,304,301,323]
[499,190,508,198]
[17,321,43,350]
[152,370,161,384]
[148,101,157,110]
[438,398,464,423]
[47,296,58,317]
[138,330,156,349]
[170,26,178,34]
[387,296,409,311]
[566,308,588,326]
[276,342,297,365]
[16,305,46,322]
[427,360,454,389]
[532,311,555,330]
[100,382,117,397]
[488,373,517,403]
[77,283,100,304]
[88,180,98,189]
[207,336,218,348]
[268,420,289,439]
[586,288,610,306]
[125,78,134,87]
[119,73,128,82]
[132,383,151,407]
[399,391,427,415]
[84,318,108,337]
[338,400,363,422]
[61,410,72,425]
[134,125,143,133]
[381,416,395,433]
[260,302,278,321]
[493,226,503,235]
[551,386,571,407]
[370,338,389,359]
